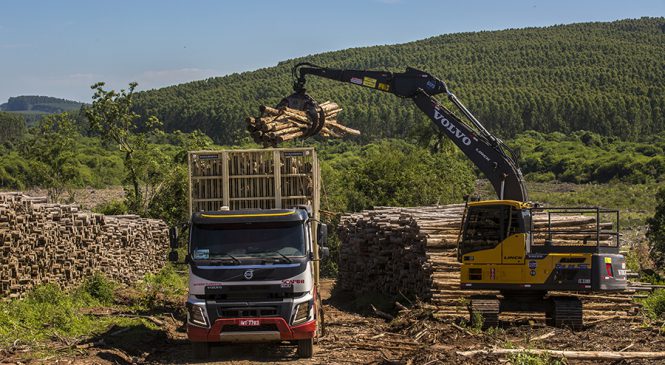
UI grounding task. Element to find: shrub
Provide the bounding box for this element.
[647,187,665,266]
[508,351,565,365]
[136,264,187,311]
[525,172,555,183]
[79,272,116,304]
[93,200,128,215]
[640,289,665,320]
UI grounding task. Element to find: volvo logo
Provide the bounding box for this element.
[433,108,472,146]
[243,269,254,280]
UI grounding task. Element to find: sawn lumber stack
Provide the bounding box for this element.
[0,192,169,299]
[338,204,640,319]
[246,101,360,146]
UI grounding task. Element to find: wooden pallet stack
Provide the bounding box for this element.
[0,192,169,299]
[338,204,639,318]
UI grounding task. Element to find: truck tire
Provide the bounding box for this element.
[192,342,210,359]
[297,338,314,358]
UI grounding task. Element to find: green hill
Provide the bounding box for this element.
[134,17,665,145]
[0,96,84,125]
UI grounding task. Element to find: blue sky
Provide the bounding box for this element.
[1,0,663,103]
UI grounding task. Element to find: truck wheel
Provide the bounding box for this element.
[192,342,210,359]
[297,338,314,358]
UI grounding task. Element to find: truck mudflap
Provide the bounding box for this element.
[188,317,316,343]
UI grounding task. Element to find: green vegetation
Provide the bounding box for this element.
[0,275,139,349]
[0,96,84,126]
[527,182,659,229]
[319,139,474,212]
[134,264,188,312]
[508,351,565,365]
[85,82,164,214]
[639,289,665,321]
[0,112,26,145]
[78,273,116,305]
[0,266,187,353]
[133,18,665,145]
[647,188,665,265]
[0,125,125,191]
[512,131,665,184]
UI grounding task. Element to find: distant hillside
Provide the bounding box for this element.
[134,17,665,145]
[0,96,83,125]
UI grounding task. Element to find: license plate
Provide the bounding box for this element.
[238,319,260,326]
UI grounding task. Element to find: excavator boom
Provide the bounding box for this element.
[287,63,528,201]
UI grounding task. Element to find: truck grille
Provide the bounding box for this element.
[221,324,279,332]
[218,306,279,318]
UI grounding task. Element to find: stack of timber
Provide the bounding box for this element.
[0,192,169,299]
[338,204,641,320]
[246,101,360,146]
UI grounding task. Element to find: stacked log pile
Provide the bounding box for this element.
[0,192,169,299]
[246,101,360,146]
[338,204,640,319]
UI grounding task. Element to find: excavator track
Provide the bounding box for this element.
[469,295,500,329]
[547,296,583,330]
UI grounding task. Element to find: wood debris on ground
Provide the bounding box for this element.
[246,101,360,146]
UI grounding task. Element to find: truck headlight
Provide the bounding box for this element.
[292,300,312,325]
[187,302,208,327]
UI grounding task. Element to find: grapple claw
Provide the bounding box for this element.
[276,91,324,137]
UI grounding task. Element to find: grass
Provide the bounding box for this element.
[475,180,658,228]
[0,277,142,350]
[508,350,566,365]
[639,289,665,322]
[133,264,188,313]
[0,265,188,354]
[527,181,658,229]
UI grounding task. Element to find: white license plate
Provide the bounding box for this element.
[238,319,260,326]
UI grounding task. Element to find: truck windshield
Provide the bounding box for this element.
[190,221,306,260]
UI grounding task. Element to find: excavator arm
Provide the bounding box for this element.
[286,63,528,201]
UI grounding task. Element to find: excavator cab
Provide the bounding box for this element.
[458,200,530,266]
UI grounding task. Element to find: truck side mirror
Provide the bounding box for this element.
[169,227,178,249]
[168,250,179,262]
[317,223,328,246]
[319,246,330,259]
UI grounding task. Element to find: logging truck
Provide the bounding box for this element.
[168,148,327,359]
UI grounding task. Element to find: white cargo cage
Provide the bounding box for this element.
[187,147,320,218]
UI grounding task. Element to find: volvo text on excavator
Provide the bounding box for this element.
[279,62,628,329]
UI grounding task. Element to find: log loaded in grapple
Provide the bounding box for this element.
[245,100,359,147]
[245,92,360,147]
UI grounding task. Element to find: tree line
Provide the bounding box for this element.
[132,17,665,145]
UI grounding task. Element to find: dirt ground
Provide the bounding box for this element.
[22,187,125,210]
[3,279,664,365]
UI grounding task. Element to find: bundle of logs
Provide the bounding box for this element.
[246,101,360,146]
[338,204,640,319]
[0,192,169,299]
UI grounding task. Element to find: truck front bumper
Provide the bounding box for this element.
[187,317,316,343]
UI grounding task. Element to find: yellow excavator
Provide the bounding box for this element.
[278,62,628,329]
